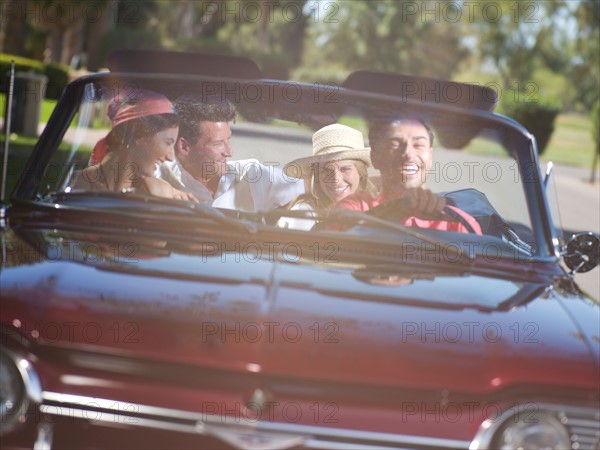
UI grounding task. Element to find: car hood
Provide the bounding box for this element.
[2,228,598,398]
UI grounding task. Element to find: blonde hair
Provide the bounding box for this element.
[308,160,376,210]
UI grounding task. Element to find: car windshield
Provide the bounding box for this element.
[22,72,553,263]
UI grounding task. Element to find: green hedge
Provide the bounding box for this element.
[42,61,70,100]
[0,53,70,100]
[501,95,562,155]
[0,54,44,83]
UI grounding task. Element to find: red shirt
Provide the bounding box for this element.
[337,191,483,235]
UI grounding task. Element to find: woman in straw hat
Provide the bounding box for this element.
[279,124,377,229]
[70,89,195,201]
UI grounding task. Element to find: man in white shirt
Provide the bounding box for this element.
[157,96,304,212]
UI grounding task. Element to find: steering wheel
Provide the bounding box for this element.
[366,198,478,234]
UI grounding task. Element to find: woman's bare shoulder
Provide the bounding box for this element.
[69,166,103,190]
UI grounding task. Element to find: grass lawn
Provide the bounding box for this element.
[461,113,597,170]
[540,114,597,169]
[41,98,58,123]
[1,137,38,202]
[1,133,89,203]
[0,93,58,124]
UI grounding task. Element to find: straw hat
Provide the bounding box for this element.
[284,124,371,179]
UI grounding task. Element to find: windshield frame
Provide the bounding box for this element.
[9,72,559,260]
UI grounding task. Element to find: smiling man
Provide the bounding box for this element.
[157,96,304,211]
[337,118,482,234]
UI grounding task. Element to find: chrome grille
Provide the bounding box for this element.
[559,408,600,450]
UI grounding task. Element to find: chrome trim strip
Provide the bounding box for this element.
[302,438,412,449]
[41,391,470,449]
[38,405,200,435]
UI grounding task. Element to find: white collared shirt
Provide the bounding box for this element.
[157,159,304,212]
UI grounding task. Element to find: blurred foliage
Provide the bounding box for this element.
[0,54,45,82]
[159,0,308,79]
[570,1,600,112]
[468,1,560,88]
[455,0,598,113]
[501,94,562,155]
[42,61,70,100]
[0,53,69,100]
[97,1,164,66]
[296,0,468,82]
[2,0,598,114]
[98,28,163,66]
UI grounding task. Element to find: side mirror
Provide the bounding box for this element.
[563,232,600,274]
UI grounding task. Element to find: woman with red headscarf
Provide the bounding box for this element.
[70,89,195,200]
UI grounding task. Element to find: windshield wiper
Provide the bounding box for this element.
[43,191,259,234]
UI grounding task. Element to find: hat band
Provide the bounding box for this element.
[313,145,359,156]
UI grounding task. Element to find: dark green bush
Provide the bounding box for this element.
[501,95,562,155]
[0,54,44,86]
[43,62,70,100]
[0,53,69,100]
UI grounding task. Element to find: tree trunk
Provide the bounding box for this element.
[46,28,64,63]
[86,0,118,71]
[0,0,27,55]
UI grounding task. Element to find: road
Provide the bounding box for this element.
[544,164,599,301]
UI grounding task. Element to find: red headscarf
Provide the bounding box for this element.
[90,89,176,165]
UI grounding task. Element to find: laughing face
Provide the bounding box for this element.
[178,121,233,183]
[318,160,362,203]
[134,126,178,177]
[370,120,433,193]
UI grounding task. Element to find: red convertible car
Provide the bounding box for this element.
[1,51,599,449]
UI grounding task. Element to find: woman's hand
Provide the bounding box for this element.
[171,187,198,202]
[143,177,198,202]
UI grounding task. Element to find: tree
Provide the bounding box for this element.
[86,1,118,71]
[27,0,89,65]
[169,0,309,79]
[96,0,163,68]
[0,0,28,56]
[570,1,600,112]
[467,1,564,90]
[297,0,468,83]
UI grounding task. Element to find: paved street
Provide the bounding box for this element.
[545,164,599,301]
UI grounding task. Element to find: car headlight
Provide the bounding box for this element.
[471,404,600,450]
[492,412,570,450]
[0,348,41,435]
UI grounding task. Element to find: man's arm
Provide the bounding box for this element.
[262,164,305,209]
